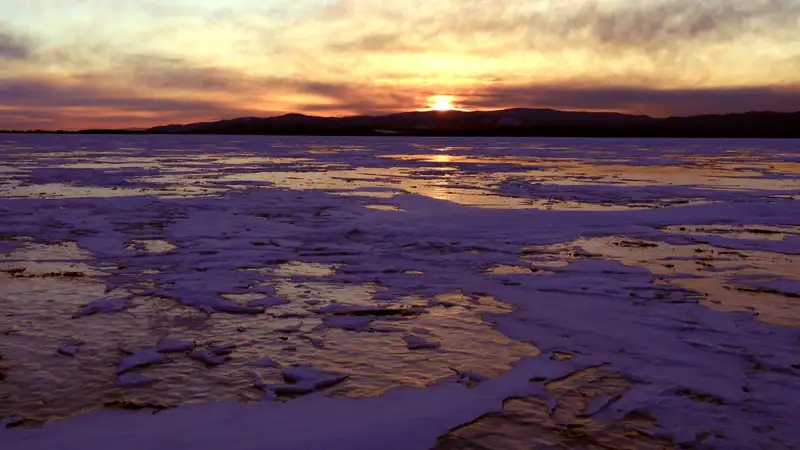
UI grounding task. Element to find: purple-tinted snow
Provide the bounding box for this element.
[1,135,799,449]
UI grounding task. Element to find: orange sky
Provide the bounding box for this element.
[1,0,799,130]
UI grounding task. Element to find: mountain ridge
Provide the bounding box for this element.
[3,108,798,137]
[148,108,655,133]
[142,108,799,138]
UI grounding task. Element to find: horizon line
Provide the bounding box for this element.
[3,107,798,133]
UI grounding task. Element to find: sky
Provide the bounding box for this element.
[1,0,799,129]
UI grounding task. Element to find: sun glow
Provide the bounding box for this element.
[428,95,456,111]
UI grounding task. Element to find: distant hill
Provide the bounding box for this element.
[141,109,800,138]
[4,108,798,137]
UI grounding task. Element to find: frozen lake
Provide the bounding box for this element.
[1,135,799,449]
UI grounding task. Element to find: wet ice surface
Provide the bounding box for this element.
[0,135,799,449]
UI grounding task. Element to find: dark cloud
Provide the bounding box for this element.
[329,32,421,52]
[112,55,373,99]
[0,77,245,112]
[0,106,280,131]
[0,28,33,60]
[0,76,267,129]
[86,55,416,113]
[464,84,800,117]
[4,56,798,130]
[0,71,412,129]
[296,80,356,98]
[119,55,257,91]
[296,91,417,116]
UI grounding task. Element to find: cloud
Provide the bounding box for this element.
[2,71,799,130]
[0,77,230,111]
[464,83,800,117]
[5,69,798,131]
[329,32,421,53]
[0,75,267,130]
[324,0,800,54]
[295,89,419,116]
[0,67,420,129]
[118,55,258,92]
[0,28,33,60]
[109,55,384,100]
[2,0,799,128]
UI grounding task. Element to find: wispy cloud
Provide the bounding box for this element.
[0,27,33,60]
[321,0,800,53]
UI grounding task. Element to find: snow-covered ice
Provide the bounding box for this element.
[189,351,229,367]
[117,373,154,388]
[247,357,279,368]
[72,296,135,318]
[1,135,799,449]
[117,349,166,374]
[404,335,441,350]
[155,338,194,353]
[56,345,78,357]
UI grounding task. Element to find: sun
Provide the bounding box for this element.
[428,95,455,111]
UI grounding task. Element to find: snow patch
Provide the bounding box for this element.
[117,373,154,388]
[117,349,166,374]
[404,335,440,350]
[73,297,134,318]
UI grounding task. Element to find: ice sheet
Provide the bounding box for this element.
[1,135,798,449]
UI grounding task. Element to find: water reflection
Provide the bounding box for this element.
[0,241,537,423]
[528,236,800,326]
[436,367,672,450]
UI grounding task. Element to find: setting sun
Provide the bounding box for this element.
[428,95,456,111]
